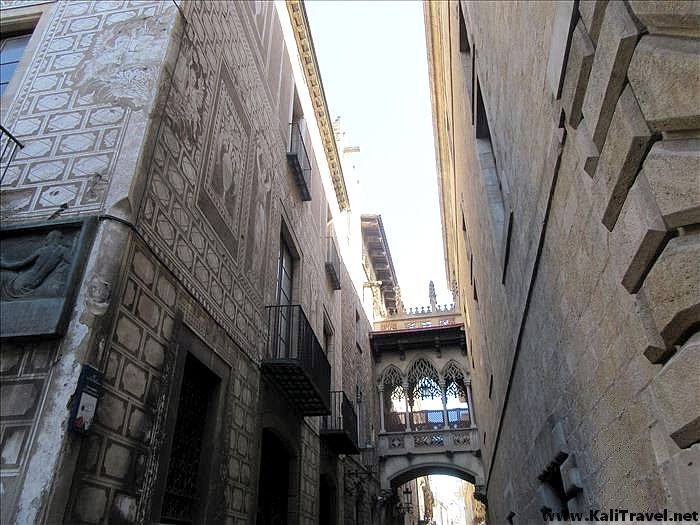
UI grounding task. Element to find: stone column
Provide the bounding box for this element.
[378,383,386,433]
[467,381,476,427]
[403,381,412,432]
[440,380,449,429]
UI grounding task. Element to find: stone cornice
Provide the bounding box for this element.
[286,0,350,211]
[424,1,457,291]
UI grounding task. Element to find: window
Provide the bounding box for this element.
[355,310,362,352]
[0,33,32,97]
[323,319,333,354]
[458,3,474,102]
[276,237,294,306]
[474,76,506,253]
[275,236,295,354]
[488,373,493,398]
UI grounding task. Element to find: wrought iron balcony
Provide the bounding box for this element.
[325,236,341,290]
[1,124,24,185]
[287,122,312,201]
[321,391,359,454]
[263,305,331,416]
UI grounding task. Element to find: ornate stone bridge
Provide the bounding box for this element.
[370,323,485,501]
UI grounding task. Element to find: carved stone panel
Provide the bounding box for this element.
[0,216,96,337]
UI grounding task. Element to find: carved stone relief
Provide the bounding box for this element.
[136,0,292,352]
[0,217,96,337]
[0,1,173,222]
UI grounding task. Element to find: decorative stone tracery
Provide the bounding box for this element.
[377,358,473,433]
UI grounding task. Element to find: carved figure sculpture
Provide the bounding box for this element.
[0,230,72,298]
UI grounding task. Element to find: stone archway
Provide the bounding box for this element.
[380,451,485,491]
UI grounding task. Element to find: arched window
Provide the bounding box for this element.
[443,361,471,428]
[381,366,406,432]
[443,361,467,400]
[381,366,404,401]
[407,358,441,400]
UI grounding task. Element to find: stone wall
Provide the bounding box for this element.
[427,0,699,522]
[0,340,60,524]
[1,0,379,523]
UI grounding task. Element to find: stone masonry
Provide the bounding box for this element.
[426,1,699,522]
[0,1,380,524]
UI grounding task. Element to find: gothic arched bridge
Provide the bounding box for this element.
[370,323,485,497]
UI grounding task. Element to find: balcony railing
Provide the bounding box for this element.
[386,408,471,432]
[287,122,312,201]
[325,236,341,290]
[263,305,331,415]
[0,125,24,185]
[321,391,359,454]
[447,408,471,428]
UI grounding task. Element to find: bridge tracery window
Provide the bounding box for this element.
[407,358,441,400]
[382,366,405,401]
[443,361,468,401]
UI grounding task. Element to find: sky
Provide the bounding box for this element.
[305,0,454,311]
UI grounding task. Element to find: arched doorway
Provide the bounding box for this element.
[256,430,292,525]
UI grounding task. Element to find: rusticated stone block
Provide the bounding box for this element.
[120,361,148,399]
[73,485,107,524]
[611,173,667,293]
[598,85,652,230]
[627,1,700,37]
[0,382,39,418]
[628,35,700,132]
[641,139,700,229]
[110,493,137,524]
[103,441,132,480]
[651,332,700,448]
[582,1,641,150]
[96,391,126,431]
[638,234,700,347]
[562,21,595,127]
[578,0,608,46]
[568,118,600,176]
[115,315,142,354]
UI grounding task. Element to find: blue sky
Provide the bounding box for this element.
[305,0,454,310]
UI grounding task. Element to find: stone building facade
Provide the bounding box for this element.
[0,1,379,524]
[426,1,699,523]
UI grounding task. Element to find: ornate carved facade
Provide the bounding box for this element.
[0,1,379,524]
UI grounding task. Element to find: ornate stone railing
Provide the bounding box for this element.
[377,427,479,457]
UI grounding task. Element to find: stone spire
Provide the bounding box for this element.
[429,280,437,310]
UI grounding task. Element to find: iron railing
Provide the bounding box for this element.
[287,122,312,201]
[321,390,358,447]
[265,304,330,407]
[385,408,471,432]
[410,409,445,431]
[447,407,471,428]
[325,235,341,290]
[0,125,24,185]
